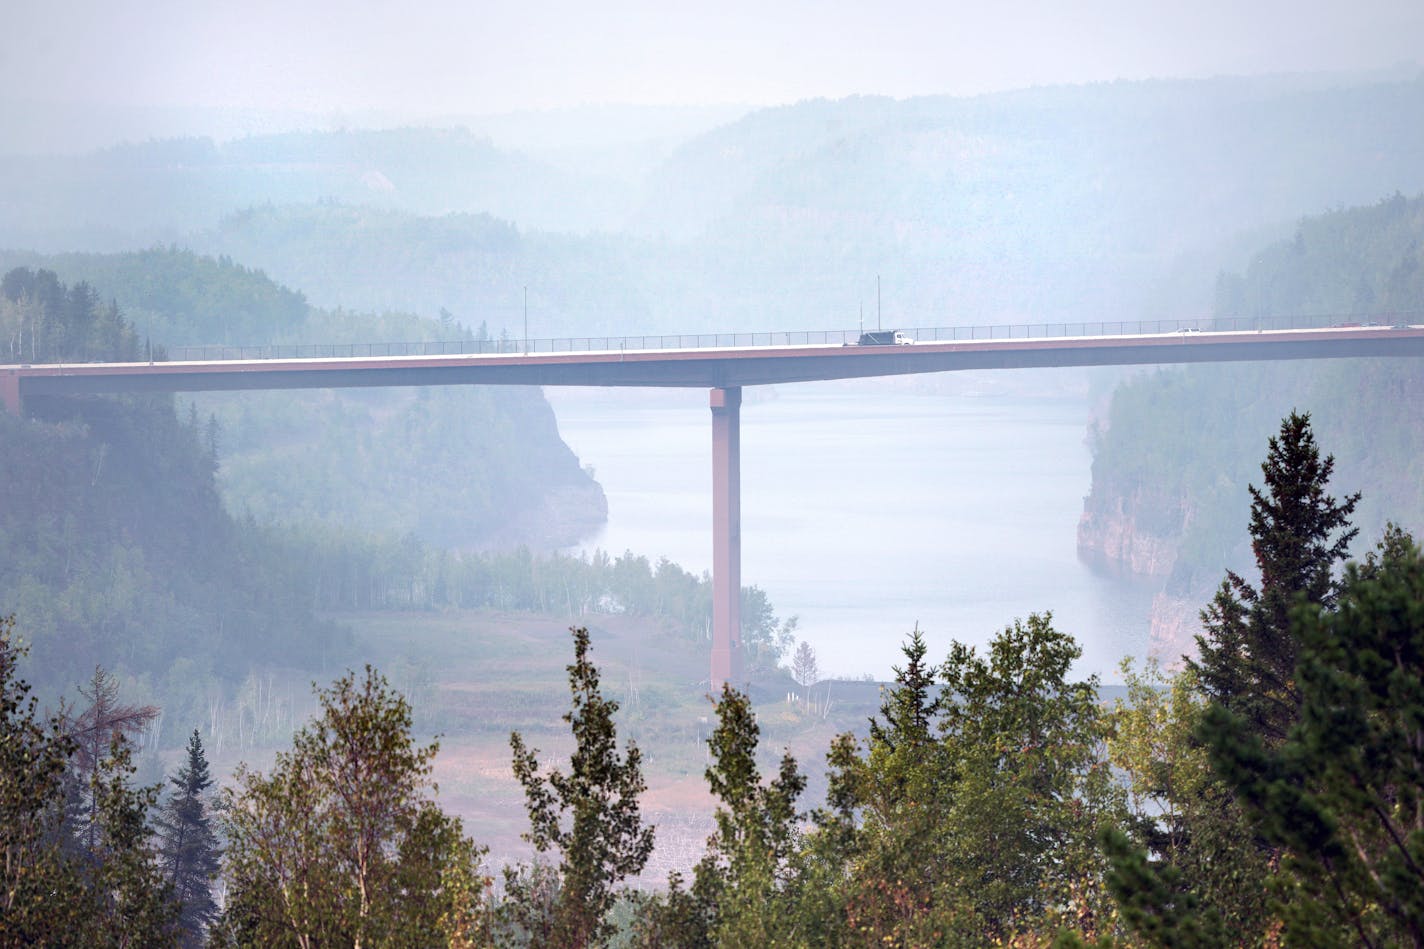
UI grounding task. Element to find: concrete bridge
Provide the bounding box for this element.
[6,319,1423,688]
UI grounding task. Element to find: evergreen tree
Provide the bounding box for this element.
[1190,410,1359,743]
[832,627,954,945]
[0,615,91,945]
[0,616,178,947]
[88,735,181,947]
[1204,527,1424,946]
[154,729,221,947]
[1107,413,1360,947]
[66,666,159,854]
[509,627,654,948]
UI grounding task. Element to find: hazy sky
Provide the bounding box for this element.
[5,0,1421,116]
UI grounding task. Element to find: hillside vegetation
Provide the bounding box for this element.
[0,248,605,548]
[1080,193,1424,598]
[0,270,348,711]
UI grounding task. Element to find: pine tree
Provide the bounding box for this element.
[1204,527,1424,946]
[154,730,221,947]
[1190,410,1358,743]
[509,627,654,948]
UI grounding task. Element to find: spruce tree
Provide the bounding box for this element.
[1107,413,1360,947]
[154,730,221,947]
[1204,527,1424,946]
[1190,410,1358,743]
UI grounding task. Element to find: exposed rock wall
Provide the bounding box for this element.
[1076,489,1183,579]
[1147,593,1202,665]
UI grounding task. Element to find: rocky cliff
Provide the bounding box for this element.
[1076,474,1193,577]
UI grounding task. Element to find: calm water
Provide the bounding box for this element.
[546,378,1158,682]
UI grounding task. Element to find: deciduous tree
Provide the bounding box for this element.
[218,665,489,948]
[509,627,654,948]
[692,685,806,948]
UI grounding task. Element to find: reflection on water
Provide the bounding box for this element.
[546,379,1159,682]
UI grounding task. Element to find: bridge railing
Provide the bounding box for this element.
[140,311,1418,362]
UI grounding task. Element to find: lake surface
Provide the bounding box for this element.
[546,376,1159,682]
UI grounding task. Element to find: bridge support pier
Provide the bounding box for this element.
[1,373,19,416]
[710,386,742,692]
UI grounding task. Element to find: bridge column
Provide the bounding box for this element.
[1,372,19,416]
[710,386,742,692]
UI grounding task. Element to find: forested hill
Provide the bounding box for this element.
[629,74,1424,327]
[7,74,1424,339]
[0,248,606,549]
[190,204,658,338]
[1079,193,1424,602]
[0,269,348,711]
[0,127,626,248]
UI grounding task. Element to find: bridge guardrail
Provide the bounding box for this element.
[119,311,1421,363]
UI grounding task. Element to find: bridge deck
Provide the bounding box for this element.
[5,326,1423,405]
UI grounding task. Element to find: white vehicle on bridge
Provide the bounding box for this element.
[856,330,915,345]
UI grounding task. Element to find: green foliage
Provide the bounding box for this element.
[802,619,1123,946]
[87,734,182,947]
[0,615,91,945]
[0,265,353,717]
[218,665,490,947]
[828,628,955,945]
[0,250,306,349]
[509,627,654,947]
[0,249,606,553]
[1,267,144,363]
[1203,527,1424,946]
[686,685,807,948]
[65,665,160,858]
[1190,411,1358,744]
[1084,193,1424,594]
[154,730,222,947]
[0,617,179,947]
[1106,413,1359,946]
[937,613,1122,939]
[1101,661,1269,946]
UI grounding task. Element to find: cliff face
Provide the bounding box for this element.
[1076,484,1186,579]
[1077,470,1208,662]
[1147,592,1202,665]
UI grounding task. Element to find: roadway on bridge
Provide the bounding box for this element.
[6,325,1424,406]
